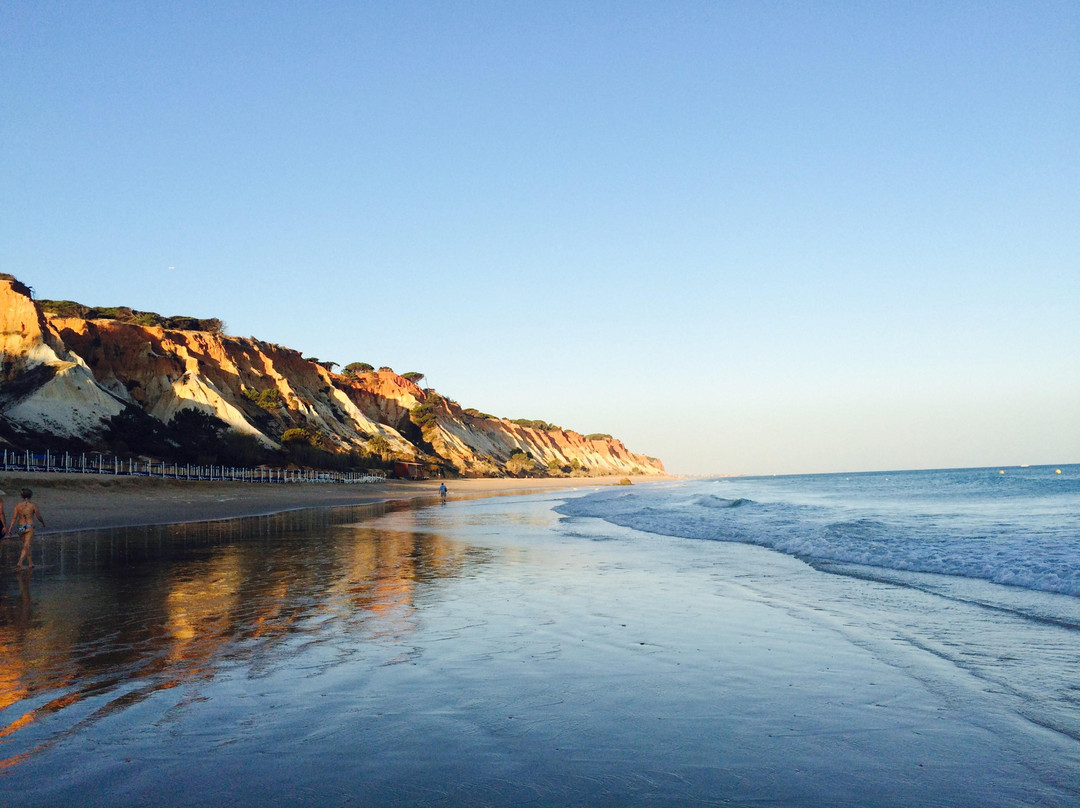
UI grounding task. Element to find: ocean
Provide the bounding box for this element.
[558,464,1080,598]
[1,467,1078,806]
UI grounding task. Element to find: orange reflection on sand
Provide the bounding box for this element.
[0,652,28,713]
[163,547,244,666]
[249,578,290,628]
[328,524,475,636]
[0,511,486,771]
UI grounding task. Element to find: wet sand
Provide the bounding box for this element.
[0,471,652,533]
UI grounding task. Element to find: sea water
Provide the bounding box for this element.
[557,465,1080,599]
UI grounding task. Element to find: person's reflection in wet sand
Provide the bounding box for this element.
[0,566,33,639]
[15,570,31,626]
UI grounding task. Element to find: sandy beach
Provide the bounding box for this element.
[0,471,652,533]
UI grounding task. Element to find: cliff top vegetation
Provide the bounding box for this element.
[510,418,561,432]
[38,299,225,333]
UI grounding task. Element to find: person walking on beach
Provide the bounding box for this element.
[440,482,447,500]
[11,488,45,570]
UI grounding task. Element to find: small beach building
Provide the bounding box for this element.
[393,461,425,480]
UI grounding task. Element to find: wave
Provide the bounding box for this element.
[693,495,753,509]
[554,477,1080,599]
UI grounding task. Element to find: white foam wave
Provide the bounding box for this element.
[556,472,1080,598]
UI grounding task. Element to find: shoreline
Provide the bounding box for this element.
[0,471,673,534]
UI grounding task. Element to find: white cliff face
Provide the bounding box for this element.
[0,277,126,439]
[0,274,665,476]
[3,361,126,440]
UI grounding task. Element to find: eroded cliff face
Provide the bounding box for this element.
[48,317,418,457]
[0,277,126,439]
[422,397,663,477]
[0,276,665,476]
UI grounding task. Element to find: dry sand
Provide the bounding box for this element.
[0,471,655,533]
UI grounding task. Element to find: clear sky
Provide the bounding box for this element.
[2,1,1077,476]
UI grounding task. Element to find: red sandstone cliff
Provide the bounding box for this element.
[0,275,665,477]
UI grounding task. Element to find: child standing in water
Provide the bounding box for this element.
[11,488,45,570]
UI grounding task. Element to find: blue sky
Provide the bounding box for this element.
[2,1,1077,475]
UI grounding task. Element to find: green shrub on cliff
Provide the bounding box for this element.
[410,403,439,430]
[584,433,612,441]
[282,427,321,447]
[506,451,536,475]
[36,299,89,318]
[366,435,391,459]
[37,299,224,333]
[510,418,560,432]
[243,387,283,410]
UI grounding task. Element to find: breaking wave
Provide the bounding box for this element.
[555,467,1080,598]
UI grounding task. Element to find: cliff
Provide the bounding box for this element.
[0,277,127,439]
[0,276,665,477]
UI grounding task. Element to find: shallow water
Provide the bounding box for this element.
[1,491,1078,807]
[557,465,1080,596]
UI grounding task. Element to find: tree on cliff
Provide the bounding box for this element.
[282,427,322,447]
[302,357,338,371]
[168,409,230,463]
[410,403,439,431]
[343,362,374,377]
[506,451,536,475]
[401,371,425,385]
[367,435,390,460]
[103,408,171,457]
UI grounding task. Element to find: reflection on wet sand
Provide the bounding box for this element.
[0,500,486,770]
